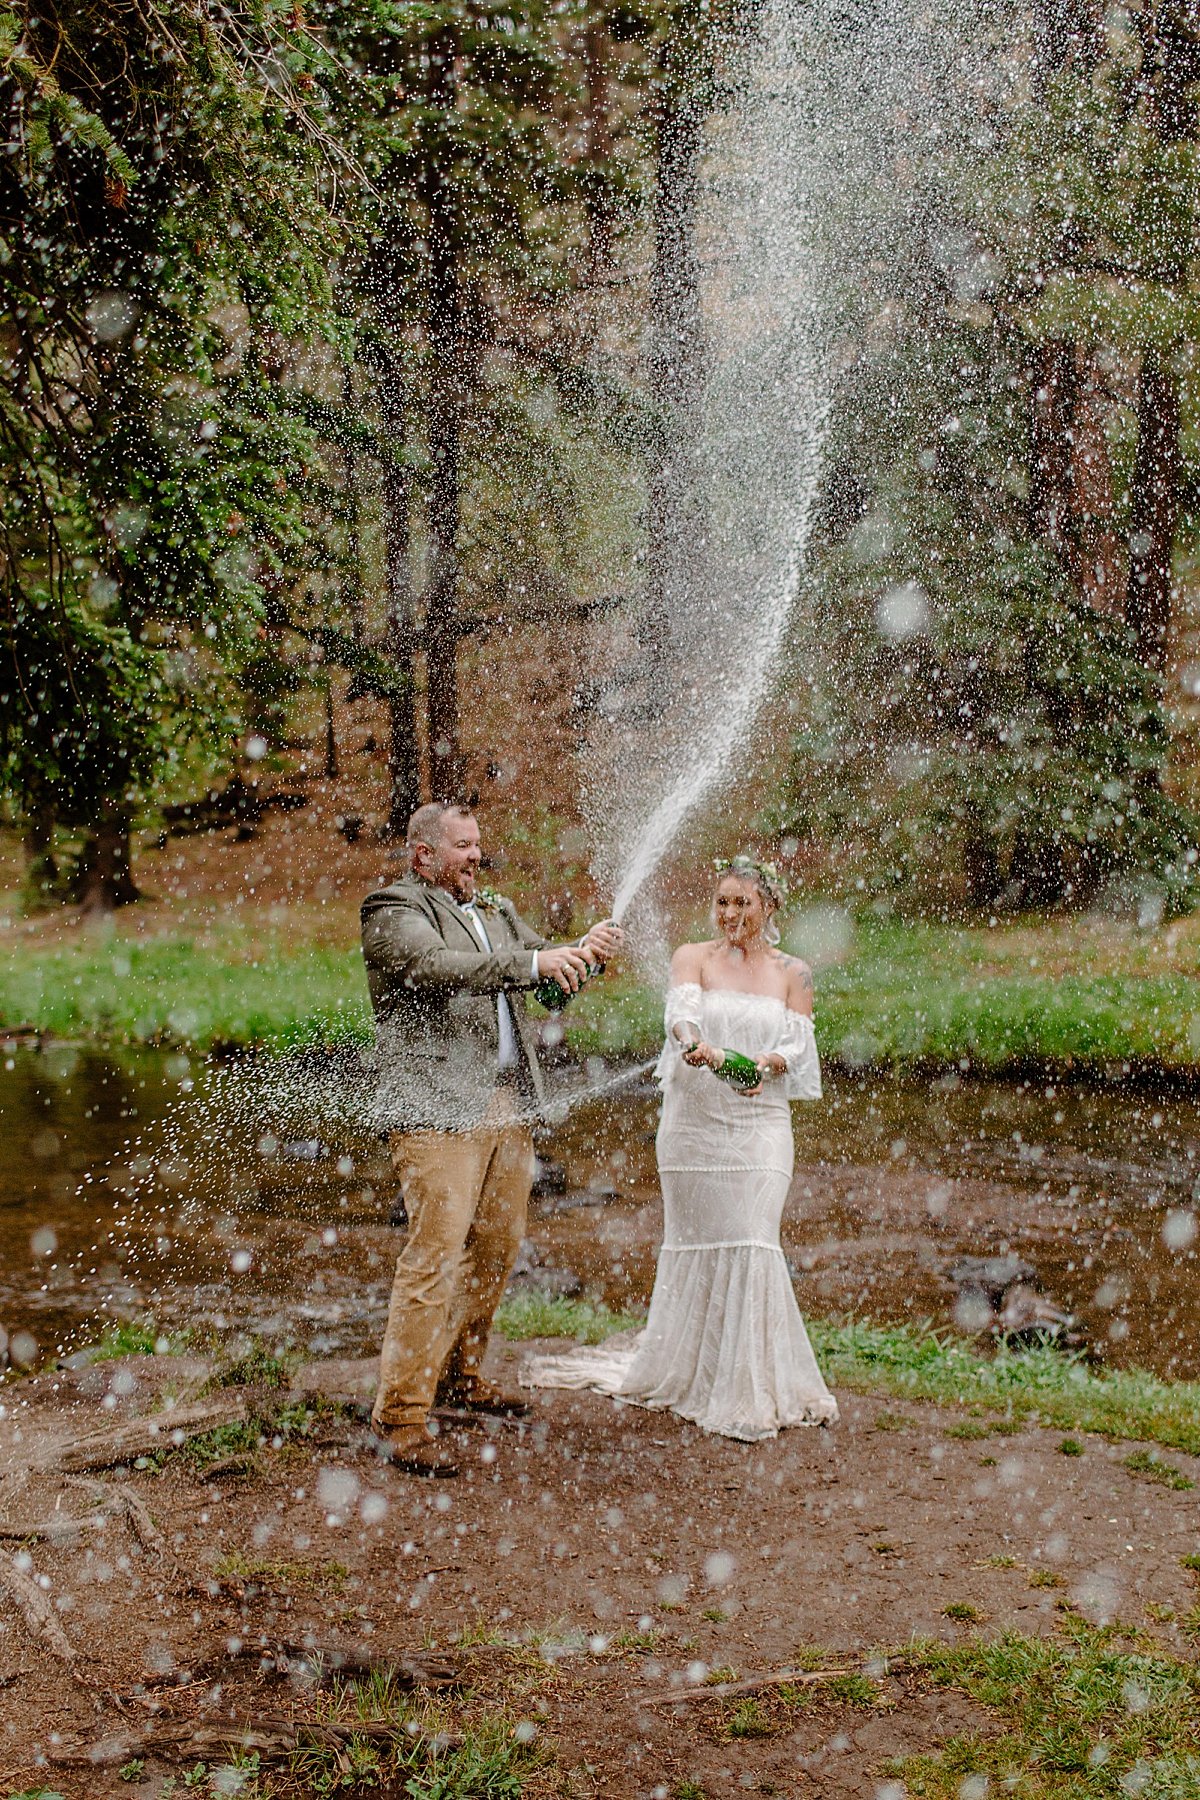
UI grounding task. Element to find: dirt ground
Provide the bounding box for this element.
[2,1340,1200,1800]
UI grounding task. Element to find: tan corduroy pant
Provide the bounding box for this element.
[372,1087,535,1432]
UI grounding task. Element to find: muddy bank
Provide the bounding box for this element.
[4,1049,1200,1381]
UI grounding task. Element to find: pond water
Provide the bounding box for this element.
[2,1043,1199,1380]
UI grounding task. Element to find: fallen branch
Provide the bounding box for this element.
[64,1476,164,1551]
[29,1396,249,1474]
[638,1667,850,1706]
[0,1552,76,1661]
[50,1715,460,1765]
[144,1639,461,1691]
[0,1515,96,1542]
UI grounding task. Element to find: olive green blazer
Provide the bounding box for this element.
[361,877,550,1130]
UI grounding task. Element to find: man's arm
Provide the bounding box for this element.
[362,893,536,993]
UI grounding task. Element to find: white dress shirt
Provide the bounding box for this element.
[458,900,539,1072]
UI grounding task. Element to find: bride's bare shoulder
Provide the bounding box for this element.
[776,952,814,1007]
[669,941,713,983]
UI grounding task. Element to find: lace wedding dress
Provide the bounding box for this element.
[523,983,838,1440]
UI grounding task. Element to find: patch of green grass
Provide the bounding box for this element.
[208,1341,297,1390]
[607,1626,661,1654]
[82,1317,187,1361]
[815,914,1200,1078]
[493,1292,643,1345]
[143,1398,341,1474]
[210,1702,544,1799]
[873,1409,916,1431]
[0,932,371,1052]
[673,1782,708,1800]
[809,1318,1200,1457]
[701,1607,727,1623]
[723,1697,775,1739]
[1181,1553,1200,1574]
[212,1548,348,1593]
[503,1300,1200,1466]
[943,1602,985,1623]
[894,1620,1200,1798]
[10,909,1200,1076]
[1124,1448,1195,1490]
[825,1672,881,1709]
[1059,1436,1084,1456]
[984,1555,1019,1569]
[1029,1569,1065,1591]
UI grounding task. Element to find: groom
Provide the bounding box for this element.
[362,801,621,1475]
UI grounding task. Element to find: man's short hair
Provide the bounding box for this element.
[406,801,474,850]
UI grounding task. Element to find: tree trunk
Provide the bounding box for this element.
[1027,2,1102,573]
[423,25,464,802]
[1126,347,1181,673]
[644,82,704,717]
[323,678,339,781]
[1032,0,1104,94]
[583,21,614,281]
[1069,356,1125,617]
[76,812,140,914]
[963,830,1002,912]
[22,801,58,907]
[341,363,366,644]
[1027,338,1078,562]
[1008,831,1066,910]
[381,367,422,836]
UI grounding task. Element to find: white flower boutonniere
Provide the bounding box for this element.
[475,885,506,915]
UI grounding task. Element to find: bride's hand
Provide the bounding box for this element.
[681,1039,720,1069]
[734,1054,784,1099]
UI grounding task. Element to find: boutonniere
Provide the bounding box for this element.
[475,885,505,914]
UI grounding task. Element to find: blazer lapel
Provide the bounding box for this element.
[420,886,481,946]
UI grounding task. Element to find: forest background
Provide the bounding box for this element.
[4,0,1200,1076]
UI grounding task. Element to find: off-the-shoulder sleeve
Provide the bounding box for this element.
[655,983,705,1084]
[775,1007,822,1100]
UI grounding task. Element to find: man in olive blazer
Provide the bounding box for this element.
[362,801,620,1474]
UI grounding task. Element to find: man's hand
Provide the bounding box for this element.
[582,919,624,964]
[538,943,592,995]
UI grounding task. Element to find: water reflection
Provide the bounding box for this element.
[1,1047,1198,1378]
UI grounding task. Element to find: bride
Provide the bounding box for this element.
[524,854,837,1440]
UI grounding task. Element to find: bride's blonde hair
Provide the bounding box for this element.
[712,854,786,945]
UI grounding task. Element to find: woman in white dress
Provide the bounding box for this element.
[525,855,837,1441]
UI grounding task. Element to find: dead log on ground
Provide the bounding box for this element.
[49,1715,460,1764]
[0,1552,76,1661]
[139,1638,461,1692]
[27,1396,248,1474]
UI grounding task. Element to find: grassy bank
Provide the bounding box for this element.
[4,907,1200,1077]
[0,929,370,1052]
[495,1296,1200,1457]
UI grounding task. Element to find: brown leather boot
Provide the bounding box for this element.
[373,1423,460,1477]
[436,1379,530,1419]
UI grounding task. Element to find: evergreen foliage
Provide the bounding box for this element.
[783,4,1200,916]
[0,0,348,886]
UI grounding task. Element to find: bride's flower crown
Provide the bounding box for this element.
[713,854,788,910]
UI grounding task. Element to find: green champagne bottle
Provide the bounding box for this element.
[534,958,606,1012]
[712,1049,761,1088]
